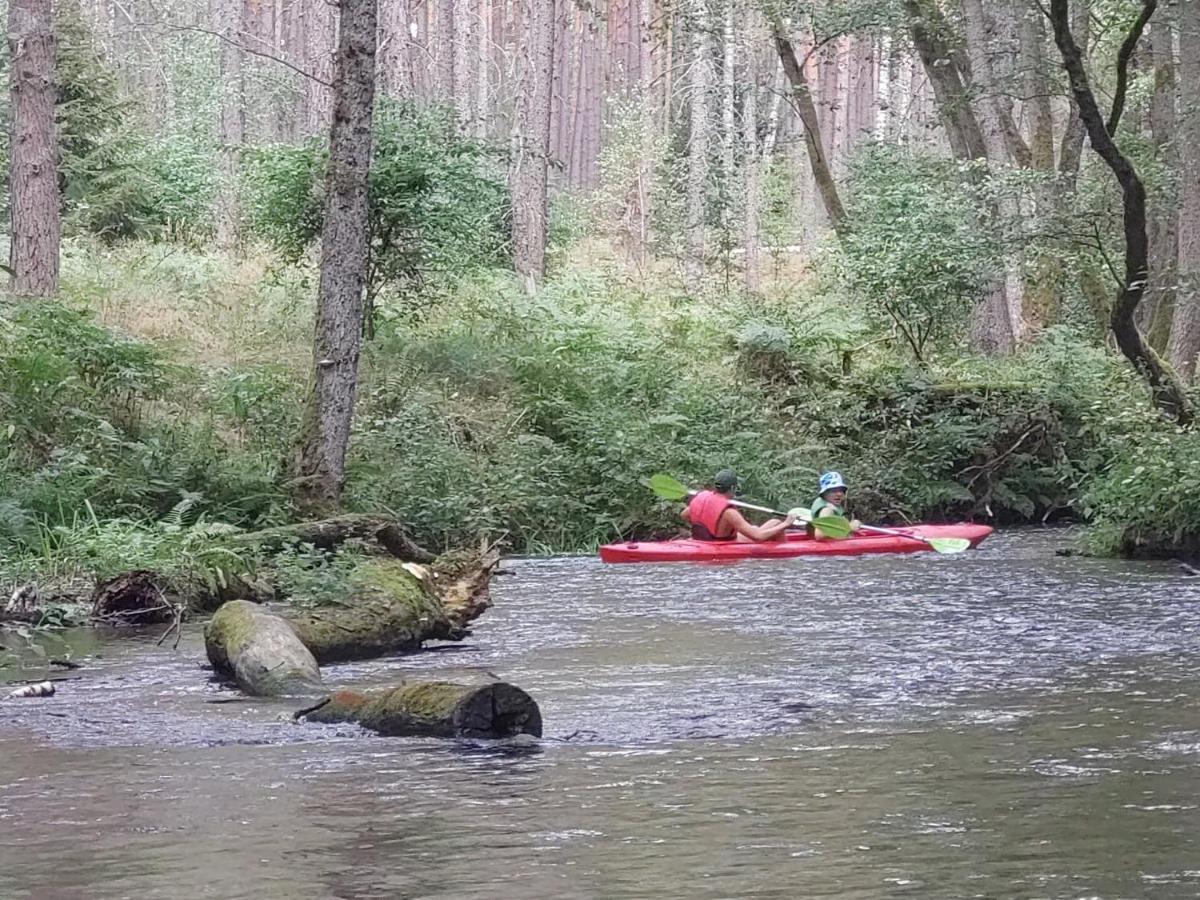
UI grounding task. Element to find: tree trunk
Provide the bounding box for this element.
[302,0,336,134]
[773,23,846,235]
[1168,0,1200,381]
[475,0,489,136]
[509,0,554,288]
[453,0,472,120]
[683,0,712,287]
[742,7,764,293]
[377,0,413,97]
[294,0,378,510]
[230,513,435,561]
[435,0,454,102]
[1142,15,1178,350]
[1057,0,1089,190]
[902,0,987,160]
[961,0,1024,350]
[7,0,61,297]
[1021,6,1060,330]
[1048,0,1193,424]
[206,549,499,693]
[299,680,543,738]
[719,0,735,259]
[215,0,245,250]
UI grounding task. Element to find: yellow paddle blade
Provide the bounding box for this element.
[927,537,972,554]
[811,515,852,538]
[648,473,690,501]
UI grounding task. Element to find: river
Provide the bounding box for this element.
[2,529,1200,898]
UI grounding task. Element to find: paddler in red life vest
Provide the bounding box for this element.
[681,469,796,542]
[809,471,863,540]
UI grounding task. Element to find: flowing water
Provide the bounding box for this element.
[3,529,1200,898]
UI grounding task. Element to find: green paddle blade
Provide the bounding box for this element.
[927,537,972,554]
[648,473,691,501]
[809,515,852,538]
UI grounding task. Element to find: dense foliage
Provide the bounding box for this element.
[244,100,509,319]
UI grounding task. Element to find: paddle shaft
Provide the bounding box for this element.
[858,523,934,547]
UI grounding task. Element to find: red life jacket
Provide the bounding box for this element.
[688,490,733,540]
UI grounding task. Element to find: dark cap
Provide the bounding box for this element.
[713,469,738,492]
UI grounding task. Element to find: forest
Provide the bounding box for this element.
[2,0,1199,623]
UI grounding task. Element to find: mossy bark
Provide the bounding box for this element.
[204,600,323,697]
[286,558,454,663]
[205,549,500,695]
[299,681,543,738]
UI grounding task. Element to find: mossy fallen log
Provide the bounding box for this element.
[206,548,500,695]
[297,681,543,738]
[204,600,322,697]
[285,551,498,664]
[231,514,435,562]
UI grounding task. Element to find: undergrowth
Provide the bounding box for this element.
[1,240,1193,608]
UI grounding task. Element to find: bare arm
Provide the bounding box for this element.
[724,507,795,542]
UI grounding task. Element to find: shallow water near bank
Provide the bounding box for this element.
[3,528,1200,898]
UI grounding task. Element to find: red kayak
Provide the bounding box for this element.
[599,523,994,563]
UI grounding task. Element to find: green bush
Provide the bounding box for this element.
[833,144,1001,359]
[0,303,290,555]
[243,100,508,321]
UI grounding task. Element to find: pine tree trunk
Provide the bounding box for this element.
[1168,0,1200,381]
[7,0,61,297]
[294,0,379,511]
[474,0,488,135]
[509,0,554,288]
[684,0,712,287]
[719,0,736,259]
[435,0,454,103]
[303,0,336,134]
[452,0,472,121]
[377,0,413,98]
[741,6,763,293]
[215,0,246,250]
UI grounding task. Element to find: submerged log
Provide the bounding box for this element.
[204,600,322,697]
[297,681,543,738]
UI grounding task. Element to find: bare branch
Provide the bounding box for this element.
[1108,0,1157,134]
[141,22,332,87]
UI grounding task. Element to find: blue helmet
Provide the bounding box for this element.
[819,471,847,494]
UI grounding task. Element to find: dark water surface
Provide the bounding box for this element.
[3,529,1200,898]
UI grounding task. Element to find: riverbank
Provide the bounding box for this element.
[0,242,1195,601]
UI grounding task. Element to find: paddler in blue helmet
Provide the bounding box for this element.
[810,471,862,540]
[682,468,796,542]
